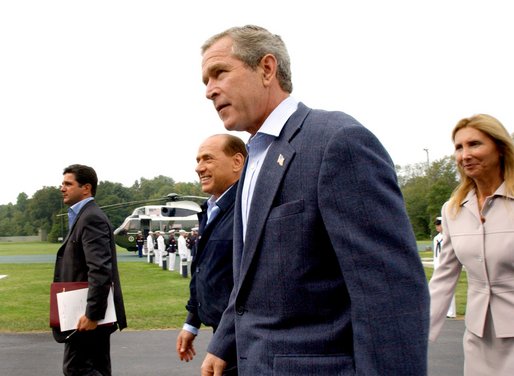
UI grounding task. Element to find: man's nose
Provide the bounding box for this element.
[205,80,218,100]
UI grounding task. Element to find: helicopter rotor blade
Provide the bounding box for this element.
[99,196,168,210]
[55,196,169,217]
[172,195,208,201]
[55,193,208,217]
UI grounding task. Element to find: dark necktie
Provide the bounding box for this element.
[435,239,442,258]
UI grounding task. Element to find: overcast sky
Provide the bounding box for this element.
[1,1,512,205]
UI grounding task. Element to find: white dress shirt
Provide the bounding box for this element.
[241,96,298,240]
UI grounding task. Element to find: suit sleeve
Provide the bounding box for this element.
[81,209,114,321]
[318,123,430,374]
[185,261,202,329]
[428,202,462,341]
[206,281,237,364]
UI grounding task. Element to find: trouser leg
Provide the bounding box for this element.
[63,327,112,376]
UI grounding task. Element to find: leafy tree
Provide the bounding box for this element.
[48,216,67,242]
[16,193,29,212]
[95,181,134,227]
[402,175,430,238]
[174,182,203,197]
[425,156,459,230]
[399,156,458,239]
[0,175,229,239]
[135,176,175,201]
[27,187,62,234]
[0,204,15,236]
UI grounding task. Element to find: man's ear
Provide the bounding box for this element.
[232,153,245,173]
[260,54,278,87]
[82,183,93,197]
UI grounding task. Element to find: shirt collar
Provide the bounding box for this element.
[69,196,94,214]
[461,181,512,206]
[68,197,94,218]
[254,96,299,138]
[207,195,217,210]
[208,183,235,206]
[68,197,94,227]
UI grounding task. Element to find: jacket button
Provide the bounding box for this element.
[236,306,245,315]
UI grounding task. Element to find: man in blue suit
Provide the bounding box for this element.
[176,134,246,374]
[200,25,430,376]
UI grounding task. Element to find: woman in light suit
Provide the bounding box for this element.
[429,114,514,375]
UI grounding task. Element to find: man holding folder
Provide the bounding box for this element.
[52,164,127,376]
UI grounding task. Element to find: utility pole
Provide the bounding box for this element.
[424,148,431,237]
[423,148,430,168]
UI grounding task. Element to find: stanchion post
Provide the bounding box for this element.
[162,253,167,270]
[181,258,188,278]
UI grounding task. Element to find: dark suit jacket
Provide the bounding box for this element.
[207,103,430,375]
[52,200,127,342]
[185,183,237,330]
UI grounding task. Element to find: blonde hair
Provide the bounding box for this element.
[449,114,514,213]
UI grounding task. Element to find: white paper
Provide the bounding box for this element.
[56,286,117,332]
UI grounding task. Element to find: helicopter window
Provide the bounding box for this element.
[161,208,198,217]
[152,220,168,231]
[127,220,140,231]
[161,208,176,217]
[148,207,161,216]
[176,208,198,217]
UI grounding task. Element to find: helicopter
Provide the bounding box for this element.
[105,193,206,252]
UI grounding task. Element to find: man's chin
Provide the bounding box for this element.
[200,183,212,194]
[220,117,238,131]
[223,122,245,133]
[222,122,236,131]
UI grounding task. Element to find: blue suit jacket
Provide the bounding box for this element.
[186,183,237,330]
[207,103,429,375]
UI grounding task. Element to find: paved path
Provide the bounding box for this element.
[1,319,464,375]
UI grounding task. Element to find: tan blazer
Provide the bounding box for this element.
[429,182,514,340]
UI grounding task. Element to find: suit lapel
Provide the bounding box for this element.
[54,200,96,280]
[61,200,94,245]
[236,103,310,291]
[196,203,209,255]
[197,184,237,262]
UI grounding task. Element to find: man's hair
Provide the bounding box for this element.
[220,134,248,159]
[63,164,98,196]
[201,25,293,93]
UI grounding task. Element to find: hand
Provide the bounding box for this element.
[76,315,98,331]
[176,329,196,361]
[201,353,227,376]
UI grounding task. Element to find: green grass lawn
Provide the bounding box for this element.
[0,242,191,332]
[0,241,59,256]
[424,266,467,316]
[0,241,467,332]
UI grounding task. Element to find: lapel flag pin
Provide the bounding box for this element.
[277,154,285,166]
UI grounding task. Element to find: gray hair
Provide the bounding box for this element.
[201,25,293,93]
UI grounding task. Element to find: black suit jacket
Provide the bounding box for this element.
[52,199,127,342]
[185,183,237,329]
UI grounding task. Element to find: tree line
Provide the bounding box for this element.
[398,156,458,239]
[0,176,203,242]
[0,157,458,241]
